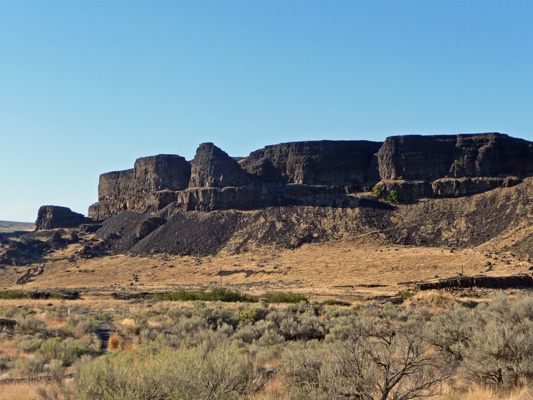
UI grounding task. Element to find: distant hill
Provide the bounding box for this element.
[0,220,35,233]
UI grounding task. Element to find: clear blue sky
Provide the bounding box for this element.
[1,0,532,222]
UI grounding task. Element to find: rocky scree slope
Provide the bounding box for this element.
[18,176,533,260]
[23,177,532,260]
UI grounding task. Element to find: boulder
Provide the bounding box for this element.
[49,231,68,249]
[189,143,251,188]
[36,206,90,230]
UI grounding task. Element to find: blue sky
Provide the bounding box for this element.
[1,0,532,222]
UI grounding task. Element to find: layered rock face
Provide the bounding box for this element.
[36,206,90,230]
[98,169,134,202]
[89,140,385,219]
[92,155,191,219]
[241,140,381,185]
[375,133,533,202]
[87,133,533,220]
[134,155,190,193]
[189,143,252,188]
[378,133,533,181]
[98,155,190,201]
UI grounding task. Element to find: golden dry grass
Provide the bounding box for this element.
[0,339,21,360]
[0,382,59,400]
[108,333,122,352]
[438,384,533,400]
[404,290,457,311]
[1,238,528,301]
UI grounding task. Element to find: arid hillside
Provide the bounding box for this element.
[0,220,34,233]
[2,177,533,299]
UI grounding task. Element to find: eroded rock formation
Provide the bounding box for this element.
[86,133,533,221]
[378,133,533,180]
[36,206,90,230]
[189,143,252,188]
[240,140,381,185]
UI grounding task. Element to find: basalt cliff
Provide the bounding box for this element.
[85,132,532,220]
[21,132,533,260]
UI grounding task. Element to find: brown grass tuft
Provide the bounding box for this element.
[120,318,136,328]
[108,333,123,352]
[0,382,51,400]
[404,290,456,311]
[438,384,533,400]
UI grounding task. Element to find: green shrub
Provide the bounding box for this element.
[263,292,308,304]
[156,287,257,303]
[14,355,46,376]
[15,336,43,353]
[372,186,401,204]
[61,313,98,337]
[387,189,401,204]
[0,290,28,299]
[281,317,446,400]
[37,337,93,367]
[92,313,114,321]
[15,314,46,334]
[399,290,414,298]
[237,307,269,325]
[72,344,265,400]
[372,186,384,199]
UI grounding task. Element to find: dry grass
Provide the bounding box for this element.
[120,318,136,328]
[438,384,533,400]
[2,238,528,301]
[255,377,284,399]
[0,338,21,360]
[0,382,58,400]
[404,290,457,311]
[108,333,122,352]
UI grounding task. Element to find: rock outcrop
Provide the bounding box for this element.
[189,143,252,188]
[98,169,135,202]
[134,155,191,193]
[240,140,381,185]
[416,274,533,290]
[36,206,91,230]
[378,133,533,181]
[373,176,522,202]
[98,155,190,202]
[86,133,533,220]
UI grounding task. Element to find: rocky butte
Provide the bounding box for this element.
[75,132,531,222]
[24,132,533,259]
